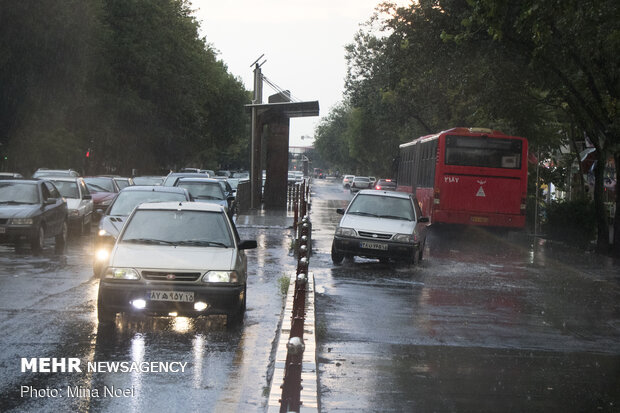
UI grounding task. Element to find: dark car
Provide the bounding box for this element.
[0,180,68,252]
[174,178,235,218]
[374,179,397,190]
[84,177,121,221]
[94,185,191,277]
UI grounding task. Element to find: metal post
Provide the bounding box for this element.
[250,60,264,209]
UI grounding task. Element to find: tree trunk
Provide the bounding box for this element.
[593,149,609,253]
[613,151,620,257]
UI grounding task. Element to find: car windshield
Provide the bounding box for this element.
[84,178,115,193]
[347,194,414,221]
[0,182,39,204]
[133,176,163,186]
[226,178,240,189]
[108,191,188,216]
[177,181,224,200]
[115,179,131,189]
[120,209,233,247]
[50,181,79,198]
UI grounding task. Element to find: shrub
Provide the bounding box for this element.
[543,198,596,247]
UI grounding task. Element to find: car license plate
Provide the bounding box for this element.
[360,241,388,251]
[470,216,489,223]
[149,291,194,302]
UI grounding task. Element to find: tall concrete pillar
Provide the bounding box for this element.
[263,114,290,208]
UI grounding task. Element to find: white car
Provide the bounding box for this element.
[342,175,355,188]
[97,202,257,325]
[331,190,429,265]
[47,177,94,235]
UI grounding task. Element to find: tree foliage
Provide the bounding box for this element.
[0,0,250,176]
[315,0,620,253]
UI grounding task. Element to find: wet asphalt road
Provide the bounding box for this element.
[0,219,295,412]
[310,178,620,412]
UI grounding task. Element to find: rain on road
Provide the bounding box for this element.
[310,178,620,412]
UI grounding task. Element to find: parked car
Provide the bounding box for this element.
[113,177,134,190]
[350,176,372,193]
[96,201,257,325]
[47,177,94,235]
[0,180,68,252]
[94,186,191,277]
[132,176,164,186]
[32,168,79,178]
[84,177,121,221]
[331,189,429,265]
[174,178,234,218]
[374,179,397,191]
[342,175,355,189]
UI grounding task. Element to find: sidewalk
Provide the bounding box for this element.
[235,207,294,229]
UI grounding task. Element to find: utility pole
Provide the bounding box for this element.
[250,55,265,209]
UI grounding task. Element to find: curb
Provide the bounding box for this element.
[267,271,318,413]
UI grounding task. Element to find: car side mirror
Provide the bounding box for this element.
[418,217,430,223]
[239,240,257,250]
[336,208,345,215]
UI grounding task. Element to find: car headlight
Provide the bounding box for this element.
[393,233,414,243]
[104,268,140,280]
[9,218,34,225]
[98,229,109,237]
[335,227,357,237]
[203,270,238,283]
[95,248,110,262]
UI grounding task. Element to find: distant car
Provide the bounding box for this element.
[0,172,24,179]
[32,168,79,178]
[0,180,68,252]
[113,177,134,190]
[174,178,234,218]
[215,170,231,178]
[84,177,121,221]
[342,175,355,189]
[47,177,94,235]
[374,179,397,191]
[331,190,429,265]
[132,176,164,186]
[350,176,372,193]
[96,201,257,325]
[162,172,211,186]
[93,186,191,277]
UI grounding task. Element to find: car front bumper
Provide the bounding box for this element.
[98,280,245,317]
[333,236,418,260]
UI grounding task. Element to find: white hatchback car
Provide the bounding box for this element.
[47,177,94,235]
[97,202,257,325]
[332,190,429,265]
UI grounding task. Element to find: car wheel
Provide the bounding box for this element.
[97,287,116,325]
[331,242,344,264]
[30,226,45,252]
[227,285,246,327]
[55,221,68,252]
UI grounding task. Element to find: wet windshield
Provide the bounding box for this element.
[120,209,233,247]
[176,181,225,200]
[0,182,39,204]
[347,194,414,221]
[84,177,115,193]
[108,191,188,216]
[50,180,79,198]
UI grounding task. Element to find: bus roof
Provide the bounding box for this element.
[399,127,521,149]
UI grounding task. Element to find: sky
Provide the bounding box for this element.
[192,0,410,147]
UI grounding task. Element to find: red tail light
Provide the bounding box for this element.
[376,185,382,190]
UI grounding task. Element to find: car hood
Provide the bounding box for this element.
[99,215,126,238]
[0,204,41,219]
[339,214,415,234]
[91,192,116,203]
[110,243,236,271]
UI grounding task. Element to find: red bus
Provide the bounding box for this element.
[397,127,528,228]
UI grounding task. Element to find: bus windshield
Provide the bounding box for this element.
[444,135,522,169]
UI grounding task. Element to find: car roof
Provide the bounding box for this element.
[356,189,411,199]
[176,177,220,183]
[1,179,38,184]
[45,176,82,182]
[136,201,224,212]
[119,185,188,193]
